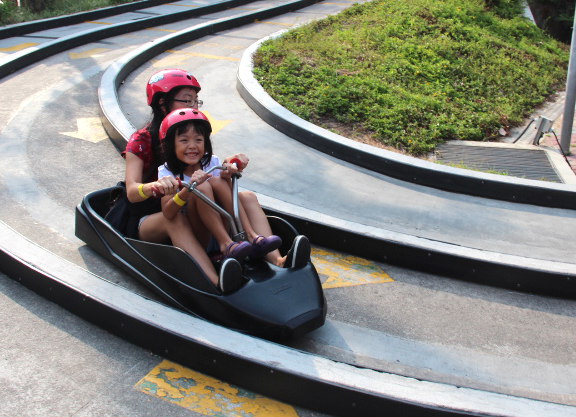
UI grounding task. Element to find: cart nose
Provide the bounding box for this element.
[285,306,326,338]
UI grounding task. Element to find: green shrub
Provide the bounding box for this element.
[253,0,568,155]
[0,1,18,23]
[1,0,135,25]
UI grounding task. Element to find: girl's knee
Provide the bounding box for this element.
[195,181,213,195]
[172,211,190,227]
[240,190,258,204]
[211,176,228,187]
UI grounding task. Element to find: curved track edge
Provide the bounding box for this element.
[261,197,576,299]
[236,34,576,210]
[3,221,576,417]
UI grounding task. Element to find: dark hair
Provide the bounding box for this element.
[146,86,188,165]
[162,120,213,178]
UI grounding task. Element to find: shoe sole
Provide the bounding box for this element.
[288,235,310,269]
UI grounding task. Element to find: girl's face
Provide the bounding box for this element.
[174,124,205,168]
[169,87,200,112]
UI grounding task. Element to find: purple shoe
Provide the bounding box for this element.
[250,235,282,259]
[223,241,252,262]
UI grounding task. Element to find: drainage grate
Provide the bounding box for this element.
[435,143,561,183]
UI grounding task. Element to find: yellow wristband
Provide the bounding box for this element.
[173,193,187,207]
[138,184,149,199]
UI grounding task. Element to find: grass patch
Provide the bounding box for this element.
[253,0,569,156]
[0,0,135,26]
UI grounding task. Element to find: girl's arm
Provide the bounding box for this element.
[161,169,212,219]
[126,153,180,203]
[125,153,148,203]
[161,186,192,220]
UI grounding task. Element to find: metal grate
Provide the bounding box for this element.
[435,143,561,183]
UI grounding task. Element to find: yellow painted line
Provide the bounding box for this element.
[0,42,38,52]
[255,20,294,27]
[167,50,240,62]
[311,248,394,289]
[84,20,113,25]
[60,117,109,143]
[69,47,109,59]
[135,360,299,416]
[145,27,178,33]
[152,50,239,68]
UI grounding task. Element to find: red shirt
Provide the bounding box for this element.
[124,128,159,182]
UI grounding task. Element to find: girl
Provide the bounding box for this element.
[158,108,286,270]
[123,68,241,291]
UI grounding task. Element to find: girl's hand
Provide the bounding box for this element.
[190,170,211,186]
[153,176,180,196]
[222,153,249,179]
[225,153,249,171]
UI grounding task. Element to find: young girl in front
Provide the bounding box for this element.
[158,108,305,276]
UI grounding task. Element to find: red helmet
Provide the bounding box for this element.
[159,108,212,141]
[146,69,201,106]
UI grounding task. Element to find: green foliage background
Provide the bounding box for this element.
[253,0,569,155]
[0,0,134,25]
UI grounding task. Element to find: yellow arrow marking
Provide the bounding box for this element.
[60,117,108,143]
[311,247,394,289]
[0,42,38,52]
[69,47,109,59]
[135,360,298,416]
[200,110,231,136]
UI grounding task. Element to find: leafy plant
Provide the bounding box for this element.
[253,0,568,155]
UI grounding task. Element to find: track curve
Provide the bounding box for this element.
[1,1,576,416]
